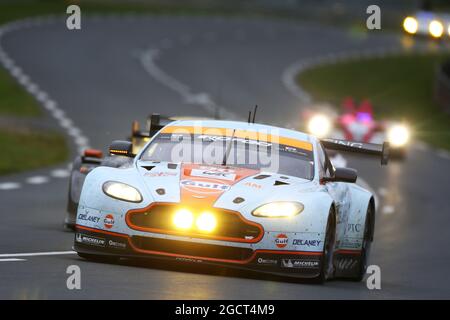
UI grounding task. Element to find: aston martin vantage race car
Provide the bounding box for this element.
[74,119,389,282]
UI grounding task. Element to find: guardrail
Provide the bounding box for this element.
[435,60,450,115]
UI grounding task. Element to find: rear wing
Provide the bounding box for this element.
[147,114,174,136]
[321,138,389,165]
[131,113,174,139]
[130,114,174,155]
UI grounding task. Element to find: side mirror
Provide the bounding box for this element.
[109,140,134,157]
[324,167,357,183]
[83,148,103,159]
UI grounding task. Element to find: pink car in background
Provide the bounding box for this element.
[305,98,410,159]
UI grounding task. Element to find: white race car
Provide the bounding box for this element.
[74,119,389,283]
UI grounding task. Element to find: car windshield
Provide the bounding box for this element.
[140,130,315,180]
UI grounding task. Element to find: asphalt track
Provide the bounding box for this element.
[0,15,449,299]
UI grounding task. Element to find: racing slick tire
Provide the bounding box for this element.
[315,207,336,284]
[349,202,375,282]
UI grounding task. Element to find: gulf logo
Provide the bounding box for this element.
[275,234,288,248]
[180,179,230,194]
[104,214,115,229]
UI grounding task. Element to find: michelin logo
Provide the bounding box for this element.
[75,233,105,247]
[281,259,319,269]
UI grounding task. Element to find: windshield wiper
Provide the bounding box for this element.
[222,129,236,166]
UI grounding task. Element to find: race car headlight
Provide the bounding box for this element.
[102,181,143,203]
[429,20,444,38]
[173,208,194,230]
[252,201,304,218]
[308,114,332,138]
[387,125,410,147]
[196,212,217,232]
[403,16,418,34]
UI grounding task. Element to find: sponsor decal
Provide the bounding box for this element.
[346,223,362,233]
[180,179,230,193]
[196,166,235,173]
[257,257,278,265]
[275,234,288,248]
[145,172,177,177]
[108,239,126,249]
[323,139,364,149]
[341,238,362,249]
[281,259,319,269]
[75,233,105,247]
[292,239,322,247]
[103,214,115,229]
[77,213,100,224]
[175,257,203,263]
[196,135,272,147]
[244,182,262,189]
[190,169,236,181]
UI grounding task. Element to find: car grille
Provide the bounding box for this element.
[126,203,263,242]
[131,236,254,261]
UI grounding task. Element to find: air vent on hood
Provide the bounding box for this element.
[156,188,165,195]
[253,174,271,180]
[167,163,178,169]
[274,180,289,186]
[141,166,155,171]
[233,197,245,204]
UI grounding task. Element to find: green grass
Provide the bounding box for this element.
[0,66,42,117]
[0,0,255,26]
[297,53,450,150]
[0,128,68,175]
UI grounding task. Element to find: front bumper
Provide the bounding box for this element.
[74,225,323,278]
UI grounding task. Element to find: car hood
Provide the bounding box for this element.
[135,161,316,211]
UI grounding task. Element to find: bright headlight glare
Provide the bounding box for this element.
[387,125,410,147]
[429,20,444,38]
[173,208,194,230]
[252,202,304,218]
[196,212,217,232]
[403,17,418,34]
[308,114,331,138]
[102,181,143,203]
